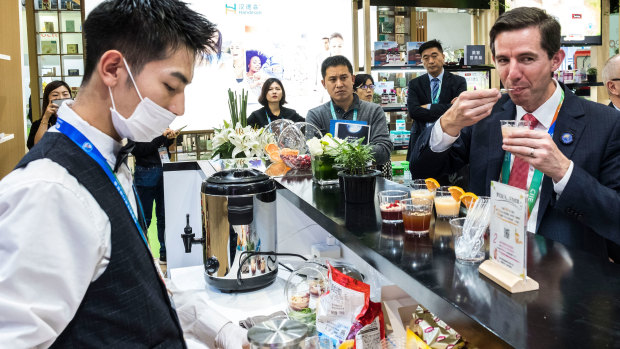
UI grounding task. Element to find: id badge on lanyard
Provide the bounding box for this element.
[158,146,170,164]
[329,101,364,135]
[55,118,150,249]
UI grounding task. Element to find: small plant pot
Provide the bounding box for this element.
[587,74,597,83]
[338,170,381,204]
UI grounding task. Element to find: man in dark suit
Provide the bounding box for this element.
[406,39,467,161]
[601,53,620,262]
[410,7,620,259]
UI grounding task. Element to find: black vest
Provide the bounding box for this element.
[17,132,186,348]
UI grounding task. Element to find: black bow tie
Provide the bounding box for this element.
[114,140,135,172]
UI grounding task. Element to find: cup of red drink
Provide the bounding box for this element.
[378,190,409,223]
[402,198,433,234]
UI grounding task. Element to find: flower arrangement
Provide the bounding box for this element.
[307,134,343,185]
[211,88,275,159]
[212,124,275,159]
[307,133,342,157]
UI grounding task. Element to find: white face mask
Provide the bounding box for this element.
[109,58,176,142]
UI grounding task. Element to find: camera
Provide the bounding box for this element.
[52,98,72,107]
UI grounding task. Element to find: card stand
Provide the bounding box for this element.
[478,260,539,293]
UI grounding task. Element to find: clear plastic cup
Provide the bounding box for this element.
[378,190,409,223]
[450,217,485,264]
[501,119,531,138]
[434,186,460,220]
[409,179,436,202]
[402,198,432,234]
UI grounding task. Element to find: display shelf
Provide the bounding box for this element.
[381,104,407,111]
[26,0,85,120]
[170,130,215,162]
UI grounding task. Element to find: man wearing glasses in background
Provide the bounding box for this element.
[406,39,467,185]
[603,54,620,111]
[601,53,620,262]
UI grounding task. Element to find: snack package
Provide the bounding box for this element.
[410,305,465,349]
[346,301,385,348]
[317,262,385,349]
[406,327,431,349]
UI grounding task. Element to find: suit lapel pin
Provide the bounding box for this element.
[560,132,574,145]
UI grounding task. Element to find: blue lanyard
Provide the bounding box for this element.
[55,118,149,249]
[330,101,357,121]
[265,111,271,124]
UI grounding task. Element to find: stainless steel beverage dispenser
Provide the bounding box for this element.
[182,169,277,291]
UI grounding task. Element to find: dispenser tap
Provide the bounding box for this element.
[181,213,204,253]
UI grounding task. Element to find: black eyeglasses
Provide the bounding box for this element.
[358,84,375,90]
[611,78,620,81]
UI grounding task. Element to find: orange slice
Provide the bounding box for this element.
[265,162,290,176]
[448,186,465,201]
[269,151,282,162]
[425,178,440,191]
[280,148,299,156]
[460,192,478,209]
[265,143,279,154]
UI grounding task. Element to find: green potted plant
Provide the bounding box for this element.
[587,67,597,83]
[334,138,380,204]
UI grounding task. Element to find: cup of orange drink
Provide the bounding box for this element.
[434,186,463,219]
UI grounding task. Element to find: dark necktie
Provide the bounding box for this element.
[113,140,135,173]
[507,113,539,190]
[431,78,440,104]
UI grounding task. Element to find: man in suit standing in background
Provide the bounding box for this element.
[603,54,620,110]
[410,7,620,260]
[406,39,467,162]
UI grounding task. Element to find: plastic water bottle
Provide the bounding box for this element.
[401,160,411,186]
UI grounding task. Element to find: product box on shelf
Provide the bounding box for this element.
[464,45,485,65]
[65,20,75,32]
[374,41,399,66]
[66,44,79,54]
[406,42,423,65]
[375,81,395,98]
[41,40,58,54]
[44,22,55,33]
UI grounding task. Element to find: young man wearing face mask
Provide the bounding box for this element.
[0,1,248,348]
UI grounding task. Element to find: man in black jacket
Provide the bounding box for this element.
[406,39,467,161]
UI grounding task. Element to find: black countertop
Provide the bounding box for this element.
[276,174,620,348]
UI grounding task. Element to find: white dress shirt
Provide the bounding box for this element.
[0,102,136,348]
[429,81,574,233]
[0,103,231,349]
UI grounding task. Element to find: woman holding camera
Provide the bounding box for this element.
[27,80,72,149]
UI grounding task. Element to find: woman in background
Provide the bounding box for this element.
[247,78,304,128]
[27,80,72,149]
[354,74,375,103]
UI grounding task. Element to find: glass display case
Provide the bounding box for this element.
[377,6,412,48]
[27,0,84,120]
[371,65,494,151]
[170,130,215,162]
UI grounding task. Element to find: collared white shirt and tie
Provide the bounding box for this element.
[425,70,445,115]
[430,80,574,233]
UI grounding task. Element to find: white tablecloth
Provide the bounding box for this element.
[170,265,290,324]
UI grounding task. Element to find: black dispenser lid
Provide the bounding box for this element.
[202,169,275,196]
